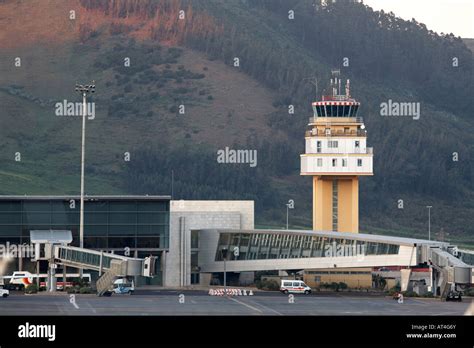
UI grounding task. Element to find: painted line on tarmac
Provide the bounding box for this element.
[246,299,283,315]
[85,301,97,314]
[407,298,432,306]
[227,297,262,313]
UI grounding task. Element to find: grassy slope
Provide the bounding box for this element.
[0,0,473,248]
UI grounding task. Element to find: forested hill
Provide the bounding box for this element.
[0,0,473,246]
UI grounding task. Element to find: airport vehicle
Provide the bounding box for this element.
[280,280,312,294]
[112,278,135,295]
[1,271,91,291]
[103,277,135,296]
[0,287,9,298]
[446,290,462,302]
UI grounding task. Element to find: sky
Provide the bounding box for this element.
[362,0,474,38]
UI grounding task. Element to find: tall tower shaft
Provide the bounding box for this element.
[300,73,373,233]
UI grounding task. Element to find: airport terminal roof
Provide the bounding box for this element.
[207,229,450,247]
[0,195,171,201]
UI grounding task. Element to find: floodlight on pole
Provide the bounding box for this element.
[426,206,432,241]
[75,81,95,277]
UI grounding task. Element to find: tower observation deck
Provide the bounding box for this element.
[301,71,373,233]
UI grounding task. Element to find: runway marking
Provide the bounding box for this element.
[86,301,97,314]
[246,299,283,315]
[407,298,431,305]
[227,297,262,313]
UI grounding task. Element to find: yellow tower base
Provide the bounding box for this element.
[312,176,359,233]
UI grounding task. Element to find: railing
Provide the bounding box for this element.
[308,117,364,124]
[305,129,367,137]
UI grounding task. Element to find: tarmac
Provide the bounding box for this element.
[0,289,472,316]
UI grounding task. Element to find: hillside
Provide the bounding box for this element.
[464,38,474,52]
[0,0,473,247]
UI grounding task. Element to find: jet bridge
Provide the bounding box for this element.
[53,245,157,296]
[426,246,473,299]
[30,230,157,296]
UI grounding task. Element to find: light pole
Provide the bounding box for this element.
[221,247,228,296]
[426,206,432,241]
[75,82,95,276]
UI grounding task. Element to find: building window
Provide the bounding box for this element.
[317,158,323,167]
[355,140,360,148]
[332,159,337,167]
[357,159,363,167]
[342,158,347,167]
[316,141,321,153]
[328,140,338,148]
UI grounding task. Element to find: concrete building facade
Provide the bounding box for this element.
[166,200,254,287]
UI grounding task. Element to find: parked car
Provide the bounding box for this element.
[0,287,9,298]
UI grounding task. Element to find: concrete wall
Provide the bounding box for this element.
[303,267,372,289]
[165,200,254,287]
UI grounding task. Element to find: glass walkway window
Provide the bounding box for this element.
[215,232,400,261]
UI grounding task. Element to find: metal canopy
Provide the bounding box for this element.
[30,230,72,244]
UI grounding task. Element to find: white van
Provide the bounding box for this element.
[280,280,312,294]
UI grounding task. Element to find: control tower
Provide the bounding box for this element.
[300,70,373,233]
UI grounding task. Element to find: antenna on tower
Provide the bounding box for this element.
[331,69,340,97]
[331,69,340,77]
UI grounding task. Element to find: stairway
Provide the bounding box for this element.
[96,259,124,296]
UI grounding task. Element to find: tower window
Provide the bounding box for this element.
[332,159,337,167]
[357,159,363,167]
[317,158,322,167]
[343,106,350,116]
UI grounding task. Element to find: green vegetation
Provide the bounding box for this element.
[255,279,280,291]
[319,282,348,292]
[25,284,39,294]
[1,0,473,246]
